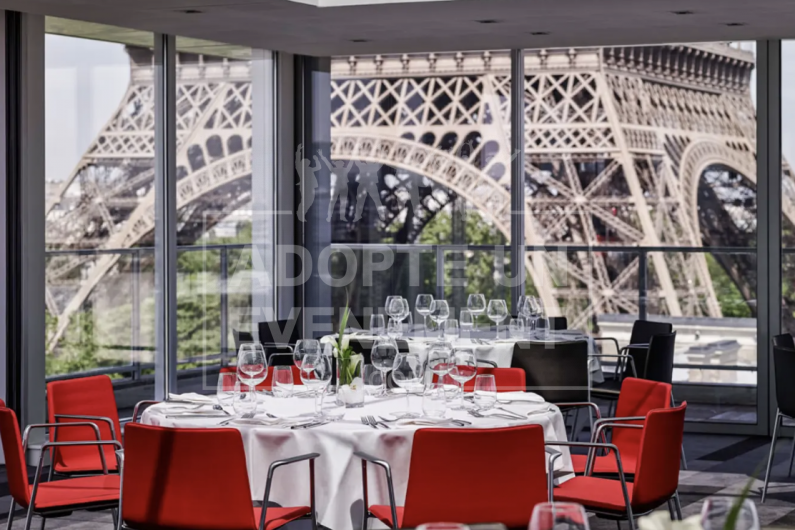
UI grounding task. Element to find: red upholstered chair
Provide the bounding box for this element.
[548,403,687,530]
[120,423,318,530]
[571,378,671,475]
[46,375,122,475]
[356,425,550,529]
[0,406,121,530]
[220,365,304,391]
[435,367,526,392]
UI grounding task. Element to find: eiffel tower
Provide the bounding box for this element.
[45,43,781,348]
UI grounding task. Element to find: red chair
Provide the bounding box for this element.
[548,403,687,530]
[357,425,550,529]
[120,423,318,530]
[0,406,121,530]
[571,377,671,475]
[435,367,526,392]
[46,375,122,475]
[220,365,304,391]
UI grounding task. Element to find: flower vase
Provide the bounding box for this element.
[336,352,365,408]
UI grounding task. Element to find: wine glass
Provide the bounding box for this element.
[272,366,294,398]
[371,336,399,396]
[391,353,424,418]
[460,310,474,338]
[487,299,509,338]
[300,354,333,418]
[216,372,236,408]
[415,294,434,335]
[294,339,320,370]
[529,502,590,530]
[386,296,403,321]
[370,314,386,335]
[399,298,411,323]
[427,340,453,384]
[701,497,759,530]
[429,299,450,334]
[237,343,268,393]
[449,347,477,410]
[473,374,497,410]
[509,318,525,339]
[467,294,486,329]
[387,317,402,339]
[527,296,541,334]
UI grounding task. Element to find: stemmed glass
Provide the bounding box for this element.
[237,343,268,394]
[371,336,399,396]
[370,314,386,335]
[526,296,540,335]
[429,299,450,335]
[294,339,320,371]
[427,340,453,386]
[391,353,424,418]
[529,502,590,530]
[443,319,460,341]
[399,298,411,333]
[487,299,509,338]
[467,294,486,330]
[386,296,403,322]
[701,497,759,530]
[449,347,477,410]
[300,354,334,418]
[415,294,434,335]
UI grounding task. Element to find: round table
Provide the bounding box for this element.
[142,392,572,530]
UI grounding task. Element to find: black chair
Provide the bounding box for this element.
[774,333,795,349]
[512,340,599,438]
[232,329,254,352]
[762,345,795,502]
[257,318,301,358]
[642,332,676,384]
[548,316,568,331]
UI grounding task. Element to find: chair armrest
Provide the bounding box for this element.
[591,415,645,440]
[591,337,620,355]
[354,451,399,530]
[131,400,162,424]
[260,454,320,530]
[54,414,118,441]
[23,421,108,475]
[587,423,644,472]
[619,343,649,355]
[589,354,638,378]
[476,358,498,368]
[545,447,563,502]
[263,342,294,353]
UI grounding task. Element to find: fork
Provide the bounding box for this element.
[361,416,378,429]
[219,412,255,426]
[468,410,523,421]
[368,415,390,429]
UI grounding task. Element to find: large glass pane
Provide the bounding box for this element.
[44,19,155,417]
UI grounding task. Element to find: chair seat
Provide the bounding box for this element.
[32,474,120,510]
[571,453,638,475]
[553,476,635,513]
[252,505,311,530]
[370,505,404,528]
[53,451,119,475]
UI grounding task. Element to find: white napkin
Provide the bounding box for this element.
[396,417,457,426]
[167,393,216,404]
[498,392,545,404]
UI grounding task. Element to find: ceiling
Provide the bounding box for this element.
[5,0,795,56]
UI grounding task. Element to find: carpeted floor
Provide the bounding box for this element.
[2,432,795,530]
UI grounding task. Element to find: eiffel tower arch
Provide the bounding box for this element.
[46,43,780,349]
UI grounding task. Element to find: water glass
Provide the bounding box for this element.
[509,318,525,339]
[370,314,386,335]
[363,364,384,397]
[272,366,294,398]
[444,319,460,340]
[318,387,346,421]
[216,372,237,407]
[473,374,497,410]
[422,382,447,418]
[701,497,759,530]
[387,317,402,339]
[232,380,258,416]
[460,310,474,335]
[529,502,589,530]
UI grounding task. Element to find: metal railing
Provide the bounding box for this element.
[45,242,759,382]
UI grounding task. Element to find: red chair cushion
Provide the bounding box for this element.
[32,474,120,510]
[369,505,404,528]
[50,451,119,474]
[252,506,311,530]
[553,476,634,512]
[436,368,526,392]
[570,452,638,475]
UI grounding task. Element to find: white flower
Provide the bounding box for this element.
[638,512,702,530]
[340,334,351,351]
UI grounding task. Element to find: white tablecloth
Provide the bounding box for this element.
[142,392,572,530]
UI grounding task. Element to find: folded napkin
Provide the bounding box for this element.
[167,393,216,404]
[498,392,545,404]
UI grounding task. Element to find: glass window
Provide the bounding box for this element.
[44,18,155,416]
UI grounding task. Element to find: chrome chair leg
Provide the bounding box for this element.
[667,499,676,519]
[6,501,15,530]
[38,519,44,530]
[673,491,683,520]
[762,410,783,503]
[111,509,118,530]
[788,431,795,478]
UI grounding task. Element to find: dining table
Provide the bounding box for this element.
[142,390,573,530]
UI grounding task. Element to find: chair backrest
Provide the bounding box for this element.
[548,316,568,331]
[774,333,795,349]
[219,365,303,390]
[436,367,526,392]
[774,346,795,417]
[257,318,301,345]
[611,378,672,465]
[232,329,254,352]
[631,403,687,512]
[641,332,676,384]
[0,407,30,507]
[629,319,673,345]
[46,375,121,471]
[402,425,548,528]
[511,340,590,402]
[122,423,257,530]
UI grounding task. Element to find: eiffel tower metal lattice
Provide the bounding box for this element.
[45,43,781,348]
